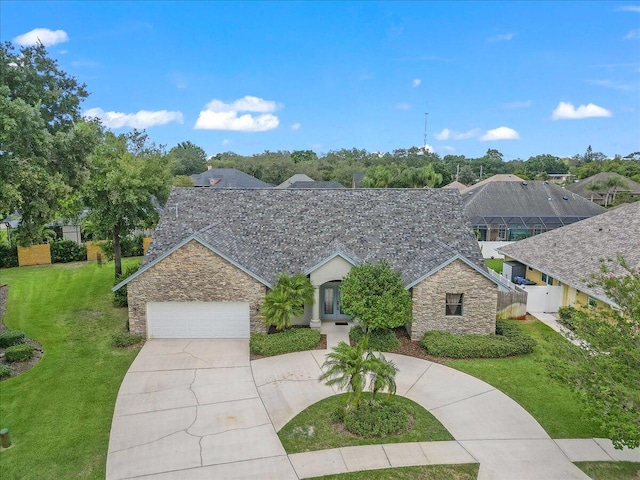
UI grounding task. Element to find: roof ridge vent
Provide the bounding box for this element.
[521,181,528,186]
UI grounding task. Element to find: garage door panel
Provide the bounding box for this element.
[147,302,250,339]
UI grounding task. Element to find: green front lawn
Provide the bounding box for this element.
[309,464,480,480]
[575,462,640,480]
[446,318,603,439]
[278,393,452,453]
[0,260,140,479]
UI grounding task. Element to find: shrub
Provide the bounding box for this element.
[111,332,143,348]
[0,364,12,379]
[50,239,87,263]
[100,235,144,261]
[422,319,536,359]
[0,330,25,348]
[557,306,580,331]
[113,262,140,307]
[0,244,18,268]
[250,328,321,357]
[343,401,409,437]
[261,273,314,331]
[349,326,400,352]
[5,343,34,362]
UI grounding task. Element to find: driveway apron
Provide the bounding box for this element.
[106,340,297,480]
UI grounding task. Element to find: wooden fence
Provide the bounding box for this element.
[497,288,528,320]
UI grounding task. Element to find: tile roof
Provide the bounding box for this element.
[498,202,640,306]
[192,168,272,188]
[287,181,346,189]
[462,181,606,224]
[143,188,486,286]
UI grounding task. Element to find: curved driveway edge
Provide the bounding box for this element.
[108,342,637,479]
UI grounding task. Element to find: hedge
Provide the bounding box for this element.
[5,343,34,362]
[250,328,321,357]
[50,239,87,263]
[100,235,144,261]
[0,330,25,348]
[0,244,18,268]
[349,326,401,352]
[113,262,141,307]
[421,319,536,359]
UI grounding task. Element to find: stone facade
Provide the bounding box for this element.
[127,240,267,336]
[410,259,497,341]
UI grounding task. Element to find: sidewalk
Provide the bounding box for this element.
[288,438,640,479]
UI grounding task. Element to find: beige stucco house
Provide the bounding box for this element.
[115,188,503,341]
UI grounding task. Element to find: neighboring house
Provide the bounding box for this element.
[462,174,524,193]
[547,173,575,185]
[114,188,505,341]
[497,202,640,311]
[565,172,640,206]
[442,180,468,192]
[463,181,606,242]
[287,181,345,189]
[275,174,315,188]
[192,167,272,188]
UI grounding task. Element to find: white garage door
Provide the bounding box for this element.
[146,302,250,339]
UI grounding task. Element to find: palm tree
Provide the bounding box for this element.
[261,273,314,331]
[369,353,398,403]
[320,338,399,407]
[585,181,604,203]
[603,175,629,206]
[320,339,373,407]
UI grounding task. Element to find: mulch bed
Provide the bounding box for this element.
[391,327,447,365]
[0,337,44,380]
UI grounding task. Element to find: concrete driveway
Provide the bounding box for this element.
[106,340,298,480]
[108,340,623,479]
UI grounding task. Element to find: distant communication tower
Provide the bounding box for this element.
[423,101,429,153]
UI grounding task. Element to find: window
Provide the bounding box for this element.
[446,293,463,316]
[497,225,507,241]
[588,296,597,308]
[541,273,554,285]
[533,224,543,236]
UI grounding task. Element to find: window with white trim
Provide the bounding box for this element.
[497,225,508,240]
[588,296,597,308]
[541,273,554,285]
[445,293,463,316]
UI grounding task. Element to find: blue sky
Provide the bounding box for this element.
[2,1,639,160]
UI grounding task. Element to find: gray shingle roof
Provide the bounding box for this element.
[498,202,640,306]
[287,181,346,189]
[192,168,272,188]
[565,172,640,200]
[462,181,606,224]
[275,174,315,188]
[144,188,486,286]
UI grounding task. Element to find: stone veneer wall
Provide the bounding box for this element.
[410,259,497,341]
[127,240,267,336]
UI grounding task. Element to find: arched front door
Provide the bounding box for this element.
[320,282,351,321]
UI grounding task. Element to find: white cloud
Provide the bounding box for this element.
[625,28,640,39]
[412,78,422,88]
[59,49,68,55]
[503,100,532,109]
[291,122,301,131]
[480,127,521,141]
[221,139,233,146]
[195,95,280,131]
[551,101,612,120]
[434,128,481,140]
[617,6,640,12]
[395,102,411,110]
[14,28,69,46]
[440,145,456,152]
[84,107,184,128]
[488,33,514,42]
